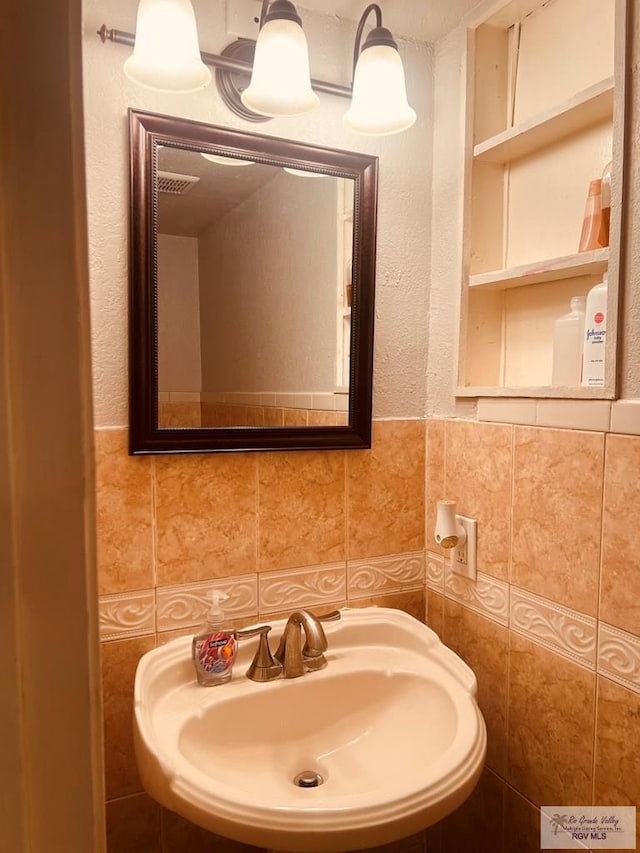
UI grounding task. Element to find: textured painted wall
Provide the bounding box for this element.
[82,0,433,427]
[426,24,476,420]
[618,0,640,398]
[157,234,201,392]
[198,170,337,393]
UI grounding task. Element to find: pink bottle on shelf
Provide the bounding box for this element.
[599,160,612,248]
[578,179,603,253]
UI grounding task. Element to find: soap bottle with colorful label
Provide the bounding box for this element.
[192,590,238,686]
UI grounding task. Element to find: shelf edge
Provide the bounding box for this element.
[455,385,615,399]
[469,248,609,290]
[473,76,614,164]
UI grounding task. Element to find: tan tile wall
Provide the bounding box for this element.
[157,402,348,429]
[201,402,348,427]
[158,402,202,428]
[97,416,640,852]
[426,420,640,852]
[96,419,428,852]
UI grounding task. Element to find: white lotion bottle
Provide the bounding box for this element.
[582,273,608,387]
[552,296,586,387]
[192,590,238,686]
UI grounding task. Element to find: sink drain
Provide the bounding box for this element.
[293,770,324,788]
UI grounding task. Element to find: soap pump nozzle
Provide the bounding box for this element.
[206,590,229,625]
[192,589,237,687]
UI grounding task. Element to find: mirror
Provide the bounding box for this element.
[129,109,378,453]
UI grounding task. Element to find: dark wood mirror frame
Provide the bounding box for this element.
[129,109,378,454]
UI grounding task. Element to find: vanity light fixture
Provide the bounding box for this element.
[343,3,416,135]
[123,0,211,92]
[98,0,416,135]
[240,0,319,117]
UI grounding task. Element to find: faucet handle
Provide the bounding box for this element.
[236,624,272,640]
[235,625,283,682]
[316,609,341,623]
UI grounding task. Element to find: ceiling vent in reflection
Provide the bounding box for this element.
[157,170,200,194]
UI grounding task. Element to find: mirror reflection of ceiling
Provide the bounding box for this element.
[297,0,485,42]
[157,147,280,237]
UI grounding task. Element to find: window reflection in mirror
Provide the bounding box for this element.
[156,146,354,430]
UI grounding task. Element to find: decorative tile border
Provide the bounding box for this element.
[598,622,640,694]
[347,551,425,599]
[258,563,346,614]
[426,552,445,591]
[444,568,509,627]
[156,574,258,633]
[98,552,424,640]
[99,590,155,641]
[510,586,597,669]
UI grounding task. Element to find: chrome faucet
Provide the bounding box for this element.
[237,609,341,682]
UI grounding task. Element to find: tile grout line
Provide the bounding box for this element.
[423,421,429,618]
[590,431,608,804]
[591,671,601,812]
[255,454,261,608]
[441,421,449,654]
[594,433,607,670]
[508,423,515,597]
[505,422,515,806]
[150,454,158,640]
[344,448,350,604]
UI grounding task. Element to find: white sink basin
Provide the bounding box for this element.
[134,607,486,851]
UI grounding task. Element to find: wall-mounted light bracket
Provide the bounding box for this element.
[215,39,268,122]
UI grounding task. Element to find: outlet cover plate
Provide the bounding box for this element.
[226,0,262,39]
[451,515,477,581]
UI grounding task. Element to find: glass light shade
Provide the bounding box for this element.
[124,0,211,93]
[240,19,319,116]
[343,44,416,136]
[283,166,328,177]
[201,153,254,166]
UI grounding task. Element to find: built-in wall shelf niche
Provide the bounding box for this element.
[457,0,628,399]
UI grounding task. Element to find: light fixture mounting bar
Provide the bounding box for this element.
[97,25,352,99]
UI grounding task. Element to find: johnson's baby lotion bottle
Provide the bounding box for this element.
[582,273,608,387]
[192,590,238,686]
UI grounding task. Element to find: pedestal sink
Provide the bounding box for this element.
[133,606,486,851]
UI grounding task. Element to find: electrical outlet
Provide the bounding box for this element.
[451,515,477,581]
